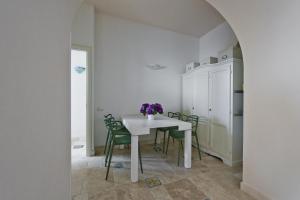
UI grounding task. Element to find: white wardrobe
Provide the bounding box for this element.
[182,59,243,166]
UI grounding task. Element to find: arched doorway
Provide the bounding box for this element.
[68,0,300,199]
[1,0,299,200]
[205,1,300,199]
[70,0,246,199]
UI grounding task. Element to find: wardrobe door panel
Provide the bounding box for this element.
[193,70,210,148]
[198,119,210,149]
[209,66,231,157]
[193,70,209,117]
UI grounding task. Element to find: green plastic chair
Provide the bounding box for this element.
[154,112,181,153]
[103,115,130,167]
[166,114,201,166]
[103,114,114,155]
[105,120,143,180]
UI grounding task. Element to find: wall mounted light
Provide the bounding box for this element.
[146,64,167,70]
[74,66,86,74]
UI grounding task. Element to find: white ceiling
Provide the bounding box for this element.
[86,0,225,38]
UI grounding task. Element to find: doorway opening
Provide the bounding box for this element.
[71,46,89,158]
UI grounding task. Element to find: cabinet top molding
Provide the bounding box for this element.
[183,58,243,75]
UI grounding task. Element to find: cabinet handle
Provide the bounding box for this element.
[209,108,212,111]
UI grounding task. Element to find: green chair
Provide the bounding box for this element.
[105,120,143,180]
[103,114,114,155]
[166,115,201,166]
[104,116,130,167]
[154,112,181,153]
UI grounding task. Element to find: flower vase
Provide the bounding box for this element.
[147,114,154,120]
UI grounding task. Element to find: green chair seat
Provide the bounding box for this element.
[114,135,131,145]
[169,129,197,139]
[169,129,185,139]
[157,127,169,131]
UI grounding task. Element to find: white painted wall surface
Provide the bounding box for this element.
[0,0,82,200]
[94,14,199,146]
[199,22,237,61]
[207,0,300,199]
[71,2,95,47]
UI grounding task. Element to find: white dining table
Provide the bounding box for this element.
[122,114,192,182]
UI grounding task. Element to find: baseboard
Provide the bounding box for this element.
[241,182,272,200]
[223,159,243,167]
[87,149,95,157]
[200,147,242,167]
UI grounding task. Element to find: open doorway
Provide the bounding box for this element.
[71,46,89,157]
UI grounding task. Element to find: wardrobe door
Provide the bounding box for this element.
[209,65,231,158]
[193,70,210,149]
[182,73,194,115]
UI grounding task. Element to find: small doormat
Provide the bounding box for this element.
[112,162,124,168]
[73,145,84,149]
[165,179,208,200]
[153,145,162,152]
[144,177,162,188]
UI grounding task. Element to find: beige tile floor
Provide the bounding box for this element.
[72,143,255,200]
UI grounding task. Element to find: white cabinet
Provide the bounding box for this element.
[182,73,194,114]
[182,59,243,166]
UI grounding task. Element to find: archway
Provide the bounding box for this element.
[206,1,300,199]
[52,1,300,199]
[1,1,299,200]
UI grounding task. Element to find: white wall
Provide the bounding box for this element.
[199,21,237,61]
[94,14,199,146]
[0,0,82,200]
[207,0,300,200]
[71,2,95,47]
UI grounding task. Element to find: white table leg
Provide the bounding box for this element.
[131,135,139,182]
[184,130,192,168]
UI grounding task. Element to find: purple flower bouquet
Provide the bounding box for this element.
[140,103,163,120]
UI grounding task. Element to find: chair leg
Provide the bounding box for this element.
[105,142,115,180]
[166,135,170,155]
[138,143,143,174]
[194,134,202,160]
[105,136,112,167]
[162,131,166,153]
[177,140,181,166]
[154,129,158,146]
[103,130,110,154]
[180,140,184,153]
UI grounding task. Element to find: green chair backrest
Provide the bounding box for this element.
[187,115,199,133]
[181,114,199,133]
[104,113,113,119]
[168,112,181,119]
[107,121,128,137]
[181,114,189,122]
[104,116,115,129]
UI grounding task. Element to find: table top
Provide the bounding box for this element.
[122,114,192,136]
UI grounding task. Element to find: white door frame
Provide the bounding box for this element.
[71,44,95,156]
